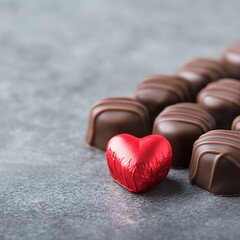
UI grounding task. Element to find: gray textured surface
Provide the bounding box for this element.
[0,0,239,239]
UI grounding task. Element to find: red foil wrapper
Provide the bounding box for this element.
[106,134,172,193]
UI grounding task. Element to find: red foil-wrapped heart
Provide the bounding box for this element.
[106,134,172,193]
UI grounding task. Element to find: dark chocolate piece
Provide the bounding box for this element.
[175,57,227,100]
[222,42,240,79]
[189,130,240,196]
[232,116,240,131]
[182,57,228,79]
[197,79,240,129]
[153,103,216,168]
[86,97,150,151]
[135,75,192,124]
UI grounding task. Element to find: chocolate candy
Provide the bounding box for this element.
[86,98,150,151]
[232,116,240,131]
[106,134,172,193]
[135,75,192,124]
[153,103,216,168]
[197,79,240,129]
[189,130,240,196]
[175,57,228,100]
[181,57,227,79]
[222,42,240,79]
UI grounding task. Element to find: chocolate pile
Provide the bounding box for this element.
[86,42,240,196]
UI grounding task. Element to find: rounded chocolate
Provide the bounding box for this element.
[153,103,216,168]
[232,115,240,131]
[135,75,192,125]
[197,79,240,129]
[189,130,240,196]
[182,57,228,79]
[86,98,150,151]
[222,42,240,79]
[175,57,227,100]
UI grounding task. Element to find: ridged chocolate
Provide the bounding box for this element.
[182,57,228,79]
[232,115,240,131]
[135,75,192,124]
[175,57,227,100]
[86,98,150,151]
[222,42,240,79]
[197,79,240,129]
[153,103,216,168]
[189,130,240,196]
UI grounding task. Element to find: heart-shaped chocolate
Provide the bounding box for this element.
[106,134,172,193]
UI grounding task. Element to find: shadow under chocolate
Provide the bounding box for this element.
[142,177,184,197]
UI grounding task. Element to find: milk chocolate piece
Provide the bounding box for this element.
[86,98,150,151]
[189,130,240,196]
[197,79,240,129]
[175,57,228,100]
[232,116,240,131]
[135,75,192,124]
[153,103,216,168]
[222,42,240,79]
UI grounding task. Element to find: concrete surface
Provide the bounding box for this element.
[0,0,239,239]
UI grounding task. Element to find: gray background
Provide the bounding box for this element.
[0,0,239,239]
